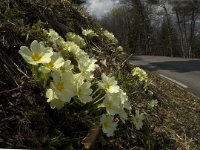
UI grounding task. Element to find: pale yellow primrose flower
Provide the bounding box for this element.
[118,89,132,110]
[74,73,85,85]
[117,46,123,52]
[78,56,97,72]
[77,56,97,81]
[100,114,117,137]
[124,100,132,111]
[39,52,65,73]
[19,40,53,65]
[148,100,158,108]
[50,70,76,103]
[62,40,88,61]
[64,41,81,53]
[82,28,98,38]
[59,60,74,74]
[133,110,144,130]
[76,81,93,104]
[103,30,118,44]
[103,93,122,115]
[63,41,87,58]
[117,108,128,123]
[98,73,119,93]
[103,92,130,122]
[75,50,88,59]
[66,32,86,48]
[46,88,64,109]
[132,67,148,83]
[101,89,131,122]
[76,71,94,81]
[44,29,66,49]
[117,90,131,122]
[47,29,62,41]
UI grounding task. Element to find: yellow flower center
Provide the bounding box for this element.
[103,122,109,129]
[77,88,82,96]
[32,53,42,62]
[60,66,65,73]
[135,117,140,123]
[46,62,54,69]
[56,82,64,92]
[104,83,110,90]
[105,101,112,109]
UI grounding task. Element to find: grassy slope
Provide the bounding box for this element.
[113,65,200,149]
[148,72,200,149]
[0,0,200,149]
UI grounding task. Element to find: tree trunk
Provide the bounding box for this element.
[175,10,186,58]
[189,9,196,58]
[163,5,173,57]
[182,10,190,58]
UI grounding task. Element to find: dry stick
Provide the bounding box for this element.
[91,41,103,54]
[11,61,30,79]
[114,53,133,73]
[0,51,19,76]
[91,88,100,97]
[0,80,6,84]
[0,86,23,95]
[93,96,105,105]
[120,53,133,67]
[4,64,19,87]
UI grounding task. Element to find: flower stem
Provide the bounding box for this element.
[93,96,105,105]
[91,87,100,97]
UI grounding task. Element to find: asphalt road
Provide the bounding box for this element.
[129,55,200,98]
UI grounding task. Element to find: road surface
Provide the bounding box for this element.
[129,55,200,98]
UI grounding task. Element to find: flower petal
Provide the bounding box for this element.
[30,40,41,53]
[39,66,51,73]
[54,57,65,69]
[19,46,32,57]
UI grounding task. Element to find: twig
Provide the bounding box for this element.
[12,61,30,79]
[91,41,103,54]
[4,64,19,87]
[0,80,6,84]
[0,86,23,95]
[121,53,133,66]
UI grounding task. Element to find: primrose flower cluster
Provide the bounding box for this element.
[82,28,98,38]
[103,30,118,44]
[19,28,144,137]
[132,67,148,83]
[98,73,132,136]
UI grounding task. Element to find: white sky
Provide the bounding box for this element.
[84,0,119,19]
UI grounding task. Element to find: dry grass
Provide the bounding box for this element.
[130,71,200,149]
[149,73,200,148]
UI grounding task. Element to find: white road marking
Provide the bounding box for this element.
[159,74,188,89]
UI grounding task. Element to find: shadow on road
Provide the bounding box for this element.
[137,59,200,73]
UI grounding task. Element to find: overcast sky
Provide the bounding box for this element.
[84,0,119,19]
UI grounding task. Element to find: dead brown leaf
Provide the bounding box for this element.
[82,125,101,150]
